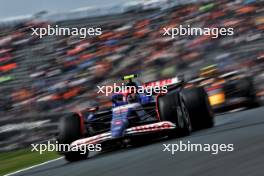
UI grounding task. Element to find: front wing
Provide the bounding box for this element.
[71,121,176,146]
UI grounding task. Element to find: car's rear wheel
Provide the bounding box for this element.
[182,87,214,130]
[57,113,89,162]
[248,81,261,108]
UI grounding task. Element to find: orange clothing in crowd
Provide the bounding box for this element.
[62,87,81,99]
[237,6,256,15]
[0,63,17,72]
[12,89,32,101]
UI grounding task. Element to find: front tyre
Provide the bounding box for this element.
[182,87,214,130]
[157,92,191,138]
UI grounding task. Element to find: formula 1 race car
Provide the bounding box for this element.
[186,65,260,113]
[57,74,214,161]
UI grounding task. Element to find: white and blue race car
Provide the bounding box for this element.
[57,74,214,161]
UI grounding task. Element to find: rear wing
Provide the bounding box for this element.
[143,76,184,90]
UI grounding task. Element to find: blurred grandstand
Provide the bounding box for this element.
[0,0,264,151]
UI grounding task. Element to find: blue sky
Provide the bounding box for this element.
[0,0,131,19]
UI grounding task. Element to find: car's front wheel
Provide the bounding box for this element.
[157,91,191,138]
[182,87,214,130]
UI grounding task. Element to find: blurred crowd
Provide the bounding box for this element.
[0,0,263,118]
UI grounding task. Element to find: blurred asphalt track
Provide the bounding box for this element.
[9,107,264,176]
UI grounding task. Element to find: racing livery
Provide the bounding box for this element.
[57,74,214,161]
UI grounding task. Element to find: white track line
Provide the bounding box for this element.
[4,157,63,176]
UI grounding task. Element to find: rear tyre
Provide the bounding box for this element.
[57,113,89,162]
[246,78,260,108]
[158,92,191,138]
[182,87,214,130]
